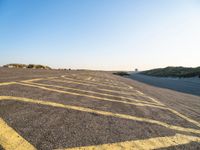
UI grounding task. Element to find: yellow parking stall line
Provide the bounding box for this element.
[112,81,135,89]
[62,75,119,86]
[21,77,58,83]
[52,79,96,86]
[21,78,45,83]
[86,77,92,80]
[57,77,131,90]
[133,90,200,128]
[0,96,200,135]
[167,108,200,128]
[1,78,199,128]
[99,88,144,96]
[17,82,167,109]
[106,85,162,107]
[60,77,119,87]
[16,82,200,128]
[52,79,138,93]
[99,88,156,100]
[99,88,164,106]
[0,77,54,87]
[60,133,200,150]
[132,90,200,127]
[25,81,160,106]
[81,77,120,86]
[0,82,17,86]
[68,75,129,87]
[0,118,36,150]
[147,96,166,106]
[135,90,164,106]
[0,77,57,87]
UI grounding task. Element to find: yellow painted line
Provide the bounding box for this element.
[26,81,159,106]
[0,77,55,87]
[17,82,200,128]
[1,77,199,129]
[0,96,200,135]
[99,88,147,97]
[136,90,144,95]
[60,74,200,128]
[62,75,119,86]
[145,96,163,105]
[0,77,54,87]
[21,77,58,83]
[52,79,97,86]
[17,82,167,109]
[134,90,200,127]
[61,75,138,91]
[53,79,139,94]
[86,77,92,80]
[0,82,17,86]
[167,108,200,128]
[0,118,36,150]
[133,91,200,127]
[99,88,141,96]
[60,133,200,150]
[135,90,164,105]
[58,77,131,90]
[21,78,45,83]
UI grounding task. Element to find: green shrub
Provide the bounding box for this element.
[141,66,200,78]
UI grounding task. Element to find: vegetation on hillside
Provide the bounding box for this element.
[3,64,51,69]
[113,72,130,76]
[140,66,200,78]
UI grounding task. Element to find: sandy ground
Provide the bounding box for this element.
[0,68,199,150]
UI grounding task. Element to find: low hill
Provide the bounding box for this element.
[140,66,200,78]
[3,64,51,70]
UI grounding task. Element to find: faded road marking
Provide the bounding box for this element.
[135,90,164,106]
[18,82,164,109]
[62,75,121,87]
[135,91,200,128]
[21,77,57,83]
[0,96,200,134]
[52,78,132,91]
[0,118,36,150]
[99,88,146,96]
[62,75,119,86]
[61,133,200,150]
[25,81,159,105]
[17,82,200,128]
[1,76,199,128]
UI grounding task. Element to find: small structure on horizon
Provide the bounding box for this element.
[135,68,138,72]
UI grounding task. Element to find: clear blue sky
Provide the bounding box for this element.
[0,0,200,70]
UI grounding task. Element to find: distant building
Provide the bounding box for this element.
[135,68,138,72]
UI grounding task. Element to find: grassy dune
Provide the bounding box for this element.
[141,66,200,78]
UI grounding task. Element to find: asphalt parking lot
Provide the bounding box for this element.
[0,68,200,150]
